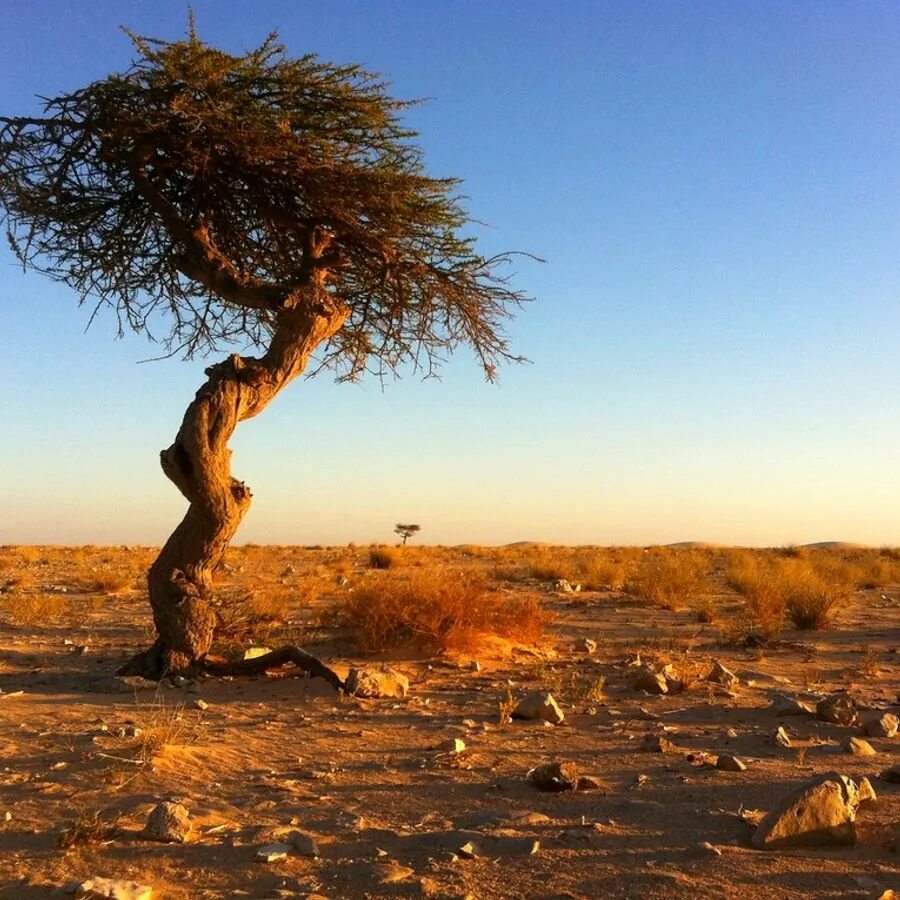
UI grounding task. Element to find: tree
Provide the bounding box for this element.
[0,24,529,679]
[394,523,421,546]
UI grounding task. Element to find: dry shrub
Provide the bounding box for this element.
[527,549,569,583]
[338,568,551,653]
[92,572,134,594]
[623,550,708,610]
[368,546,398,570]
[572,549,626,591]
[727,552,852,633]
[3,592,72,625]
[59,806,121,848]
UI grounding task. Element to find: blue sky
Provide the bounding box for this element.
[2,1,900,546]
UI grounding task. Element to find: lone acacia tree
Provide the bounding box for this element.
[394,523,421,545]
[0,27,528,679]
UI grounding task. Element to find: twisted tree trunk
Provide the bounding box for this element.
[120,286,347,678]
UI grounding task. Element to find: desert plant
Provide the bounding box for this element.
[623,550,708,610]
[368,546,398,570]
[394,523,421,546]
[0,23,530,678]
[337,568,551,653]
[59,807,121,848]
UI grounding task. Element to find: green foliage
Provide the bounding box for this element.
[0,24,529,377]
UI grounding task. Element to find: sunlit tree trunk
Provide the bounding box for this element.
[120,287,347,678]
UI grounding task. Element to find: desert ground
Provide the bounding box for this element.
[0,542,897,899]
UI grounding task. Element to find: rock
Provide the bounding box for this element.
[243,647,272,660]
[640,733,676,753]
[507,811,551,826]
[287,831,320,857]
[553,579,573,593]
[193,699,208,711]
[698,841,722,856]
[816,693,859,727]
[716,754,746,772]
[377,863,415,884]
[145,801,192,843]
[256,842,292,862]
[879,764,900,783]
[469,660,481,672]
[512,691,565,725]
[633,669,668,695]
[457,840,480,859]
[865,713,899,739]
[842,736,876,757]
[751,772,860,850]
[528,761,579,792]
[858,777,877,804]
[439,737,466,754]
[577,637,597,654]
[576,775,604,790]
[345,666,409,699]
[770,693,814,716]
[706,660,738,688]
[771,726,792,748]
[69,879,153,899]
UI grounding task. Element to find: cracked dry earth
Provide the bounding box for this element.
[0,545,898,899]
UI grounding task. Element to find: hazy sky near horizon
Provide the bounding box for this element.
[2,1,900,547]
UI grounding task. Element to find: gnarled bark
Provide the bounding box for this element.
[120,285,347,679]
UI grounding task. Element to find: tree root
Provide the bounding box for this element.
[117,643,345,692]
[202,645,345,692]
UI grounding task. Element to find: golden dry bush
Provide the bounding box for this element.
[623,549,709,610]
[3,591,72,625]
[338,568,551,653]
[368,546,398,570]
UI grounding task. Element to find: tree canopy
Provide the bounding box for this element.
[0,25,529,379]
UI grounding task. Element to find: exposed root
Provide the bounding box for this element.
[203,645,345,692]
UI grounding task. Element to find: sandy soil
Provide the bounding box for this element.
[0,545,897,899]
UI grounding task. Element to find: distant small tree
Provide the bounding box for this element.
[0,23,530,679]
[394,523,421,546]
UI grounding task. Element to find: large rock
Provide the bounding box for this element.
[145,801,191,843]
[842,736,876,757]
[345,666,409,699]
[528,761,578,792]
[67,879,153,899]
[512,691,565,725]
[716,754,746,772]
[865,713,899,739]
[640,734,676,753]
[751,773,860,850]
[706,660,738,688]
[816,693,859,727]
[632,669,668,695]
[769,693,814,716]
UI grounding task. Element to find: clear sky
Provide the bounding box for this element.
[2,0,899,547]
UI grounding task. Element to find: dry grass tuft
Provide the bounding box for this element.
[3,592,72,625]
[59,806,121,848]
[623,550,708,610]
[368,546,398,570]
[338,568,551,653]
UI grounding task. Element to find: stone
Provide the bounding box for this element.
[553,579,573,593]
[858,777,877,804]
[641,733,676,753]
[512,691,565,725]
[345,666,409,699]
[577,637,597,654]
[193,699,209,711]
[706,660,738,688]
[528,761,579,792]
[633,669,668,695]
[771,726,792,748]
[698,841,722,856]
[469,660,481,672]
[842,736,876,757]
[751,772,860,850]
[92,675,158,694]
[576,775,604,790]
[716,754,746,772]
[879,764,900,783]
[816,693,859,727]
[256,842,292,862]
[770,693,814,716]
[287,831,320,857]
[145,801,192,843]
[865,713,899,739]
[243,647,272,660]
[441,738,466,754]
[70,879,153,899]
[377,863,415,884]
